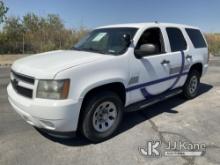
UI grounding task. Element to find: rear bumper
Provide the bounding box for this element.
[7,83,82,132]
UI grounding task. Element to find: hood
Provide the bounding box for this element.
[12,50,106,79]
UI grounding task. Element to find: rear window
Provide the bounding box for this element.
[166,28,187,52]
[185,28,207,48]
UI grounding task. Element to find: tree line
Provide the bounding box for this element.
[0,1,220,55]
[0,13,89,54]
[0,1,88,54]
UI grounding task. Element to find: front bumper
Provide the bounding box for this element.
[7,83,82,132]
[202,64,208,76]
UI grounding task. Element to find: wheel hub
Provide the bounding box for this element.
[92,101,117,132]
[189,75,198,94]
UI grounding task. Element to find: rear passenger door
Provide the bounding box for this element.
[164,27,190,88]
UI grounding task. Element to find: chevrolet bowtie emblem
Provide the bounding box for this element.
[12,79,18,87]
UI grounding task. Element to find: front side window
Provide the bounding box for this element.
[185,28,207,48]
[166,28,187,52]
[136,27,165,55]
[73,28,137,55]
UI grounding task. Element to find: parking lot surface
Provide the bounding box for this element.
[0,58,220,165]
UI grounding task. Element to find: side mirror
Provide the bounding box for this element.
[122,34,131,46]
[135,44,157,58]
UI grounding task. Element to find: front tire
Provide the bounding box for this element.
[81,91,123,142]
[182,70,200,99]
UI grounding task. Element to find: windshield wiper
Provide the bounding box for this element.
[71,47,82,51]
[72,46,106,54]
[81,47,106,54]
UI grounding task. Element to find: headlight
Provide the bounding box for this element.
[37,79,70,100]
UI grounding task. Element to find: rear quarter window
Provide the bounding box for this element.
[185,28,207,48]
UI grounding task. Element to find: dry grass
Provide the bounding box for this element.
[0,54,27,64]
[205,33,220,56]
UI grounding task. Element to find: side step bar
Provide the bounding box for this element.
[125,88,183,112]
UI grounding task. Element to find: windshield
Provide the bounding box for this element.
[73,28,138,55]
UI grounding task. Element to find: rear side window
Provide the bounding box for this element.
[185,28,207,48]
[166,28,187,52]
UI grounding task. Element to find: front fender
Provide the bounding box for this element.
[79,78,126,99]
[54,55,129,102]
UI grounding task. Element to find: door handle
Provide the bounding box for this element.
[161,60,170,65]
[186,55,192,59]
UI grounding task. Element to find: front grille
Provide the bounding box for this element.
[11,70,35,98]
[11,81,33,98]
[11,70,35,84]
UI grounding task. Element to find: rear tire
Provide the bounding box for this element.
[81,91,123,142]
[182,70,200,99]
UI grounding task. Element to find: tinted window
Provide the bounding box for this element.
[186,28,207,48]
[166,28,187,52]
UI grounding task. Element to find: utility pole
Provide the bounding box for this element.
[22,33,25,54]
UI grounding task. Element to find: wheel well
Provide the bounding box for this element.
[82,82,126,105]
[189,63,203,77]
[77,82,126,131]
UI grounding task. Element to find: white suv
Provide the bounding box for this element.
[7,23,209,142]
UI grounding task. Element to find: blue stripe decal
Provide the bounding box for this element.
[126,72,188,92]
[168,51,185,90]
[140,87,151,99]
[126,51,188,95]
